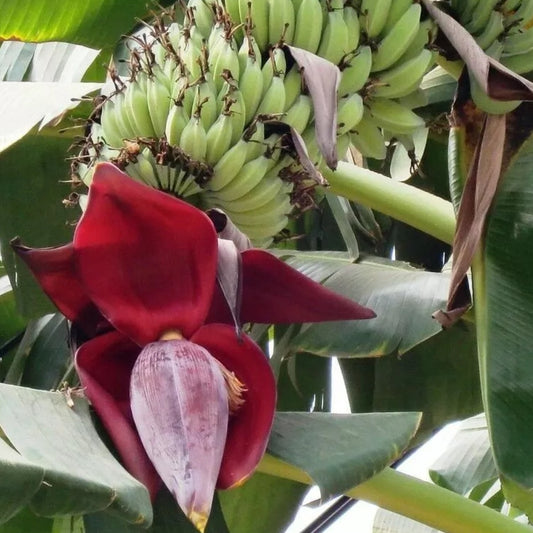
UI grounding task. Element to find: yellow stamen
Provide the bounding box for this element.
[188,510,208,533]
[159,329,184,341]
[215,360,247,414]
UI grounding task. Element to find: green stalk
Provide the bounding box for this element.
[258,456,533,533]
[322,161,456,245]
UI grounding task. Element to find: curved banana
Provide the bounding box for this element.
[257,74,286,115]
[283,65,303,109]
[371,48,434,99]
[124,72,157,138]
[100,99,124,148]
[188,0,215,39]
[474,9,505,50]
[165,102,189,146]
[240,0,269,51]
[338,45,372,97]
[180,114,208,160]
[343,5,360,53]
[317,6,349,65]
[361,0,392,38]
[469,71,522,113]
[283,93,313,133]
[293,0,323,53]
[268,0,296,44]
[209,138,250,191]
[349,112,387,160]
[205,112,234,165]
[371,3,422,72]
[239,53,265,123]
[147,73,172,138]
[337,93,364,135]
[192,76,218,129]
[465,0,500,34]
[367,98,426,134]
[382,0,413,36]
[503,25,533,55]
[214,154,275,201]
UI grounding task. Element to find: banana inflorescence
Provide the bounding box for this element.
[446,0,533,113]
[75,0,436,245]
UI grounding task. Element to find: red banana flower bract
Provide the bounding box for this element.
[12,163,375,531]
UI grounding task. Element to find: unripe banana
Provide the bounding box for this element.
[239,53,265,123]
[283,93,313,133]
[505,0,533,26]
[209,138,250,190]
[188,0,215,39]
[371,3,422,72]
[180,114,208,160]
[221,192,292,227]
[293,0,323,53]
[192,76,218,129]
[382,0,413,35]
[349,112,387,160]
[209,37,240,92]
[465,0,500,34]
[317,6,349,65]
[337,93,364,135]
[147,73,172,138]
[397,17,436,63]
[469,71,522,114]
[283,65,303,109]
[113,91,137,140]
[233,213,290,243]
[165,102,189,145]
[238,33,262,72]
[240,0,269,51]
[367,98,426,134]
[268,0,296,44]
[124,72,157,138]
[100,99,124,147]
[503,26,533,55]
[214,154,275,201]
[226,88,247,144]
[338,45,372,97]
[343,5,360,53]
[361,0,392,38]
[261,46,287,89]
[257,74,286,115]
[205,112,234,165]
[474,9,505,50]
[501,48,533,73]
[371,48,434,99]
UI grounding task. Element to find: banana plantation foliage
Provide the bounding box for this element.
[2,1,533,532]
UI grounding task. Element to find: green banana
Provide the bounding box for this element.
[240,0,269,51]
[124,72,157,138]
[165,102,189,145]
[293,0,323,53]
[371,3,422,72]
[371,48,434,99]
[209,138,250,190]
[317,6,349,65]
[257,74,286,115]
[469,71,522,113]
[367,98,426,134]
[361,0,392,38]
[343,5,360,53]
[205,111,234,165]
[503,25,533,55]
[188,0,215,39]
[474,9,505,50]
[192,75,218,129]
[338,45,372,97]
[100,98,124,147]
[283,65,303,109]
[283,93,313,133]
[268,0,295,44]
[337,93,364,135]
[382,0,413,35]
[239,52,265,123]
[465,0,500,34]
[349,112,387,160]
[147,72,172,138]
[180,113,208,160]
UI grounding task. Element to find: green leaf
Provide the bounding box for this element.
[218,472,306,533]
[0,438,44,524]
[0,81,101,152]
[0,134,77,317]
[480,128,533,515]
[429,414,497,496]
[0,278,26,346]
[279,252,450,357]
[0,507,53,533]
[20,314,71,390]
[267,411,421,501]
[0,384,152,525]
[0,1,153,49]
[340,322,481,440]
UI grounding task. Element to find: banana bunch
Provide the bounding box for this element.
[75,0,436,246]
[446,0,533,113]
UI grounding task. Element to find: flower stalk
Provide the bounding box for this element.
[323,161,457,245]
[258,456,533,533]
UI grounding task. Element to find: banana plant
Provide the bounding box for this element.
[2,1,533,533]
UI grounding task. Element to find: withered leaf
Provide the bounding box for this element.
[286,45,340,169]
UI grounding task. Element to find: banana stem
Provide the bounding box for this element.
[258,456,533,533]
[322,161,456,245]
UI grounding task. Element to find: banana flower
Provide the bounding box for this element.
[12,163,374,531]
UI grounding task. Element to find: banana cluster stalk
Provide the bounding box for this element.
[75,0,436,245]
[446,0,533,113]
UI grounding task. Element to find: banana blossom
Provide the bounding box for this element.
[12,163,374,531]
